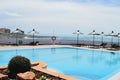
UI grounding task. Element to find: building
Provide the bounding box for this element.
[0,28,11,33]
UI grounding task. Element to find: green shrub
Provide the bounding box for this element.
[41,75,47,80]
[8,56,31,79]
[3,69,9,75]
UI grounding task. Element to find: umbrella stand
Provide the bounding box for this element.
[93,35,95,46]
[16,33,18,45]
[33,33,34,44]
[13,28,23,46]
[101,32,104,45]
[77,34,79,45]
[73,30,83,46]
[111,36,113,45]
[28,29,39,45]
[118,37,119,47]
[89,30,99,47]
[118,33,120,48]
[101,36,103,44]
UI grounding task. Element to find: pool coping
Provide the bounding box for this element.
[0,45,120,53]
[0,62,78,80]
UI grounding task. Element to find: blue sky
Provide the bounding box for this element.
[0,0,120,35]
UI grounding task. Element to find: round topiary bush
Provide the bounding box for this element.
[8,56,31,79]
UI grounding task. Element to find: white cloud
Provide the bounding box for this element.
[4,11,22,17]
[0,0,120,34]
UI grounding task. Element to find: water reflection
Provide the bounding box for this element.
[99,50,104,60]
[15,49,18,55]
[89,50,99,64]
[73,48,81,62]
[32,49,35,61]
[32,48,35,54]
[106,52,119,66]
[110,52,115,55]
[88,50,103,65]
[87,50,120,67]
[51,48,56,54]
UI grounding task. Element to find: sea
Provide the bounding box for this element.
[41,34,119,44]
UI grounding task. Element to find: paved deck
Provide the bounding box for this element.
[108,72,120,80]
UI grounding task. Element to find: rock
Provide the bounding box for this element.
[0,73,8,80]
[17,71,35,80]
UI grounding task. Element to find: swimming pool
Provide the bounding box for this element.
[0,47,120,80]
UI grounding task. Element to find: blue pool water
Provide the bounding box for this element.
[1,47,120,80]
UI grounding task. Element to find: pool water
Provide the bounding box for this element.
[1,47,120,80]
